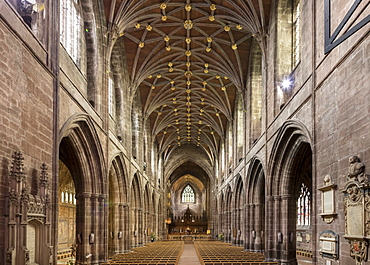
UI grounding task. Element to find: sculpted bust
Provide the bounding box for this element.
[347,156,365,182]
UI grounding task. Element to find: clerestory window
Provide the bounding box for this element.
[293,0,301,67]
[60,0,85,68]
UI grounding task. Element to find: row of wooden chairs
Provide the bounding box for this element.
[194,241,277,265]
[101,241,184,265]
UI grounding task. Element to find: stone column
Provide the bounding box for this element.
[138,208,143,246]
[244,204,252,251]
[131,207,137,248]
[274,196,282,261]
[122,204,130,252]
[76,192,92,265]
[281,194,297,265]
[243,204,248,250]
[254,203,262,251]
[116,203,123,254]
[90,194,99,265]
[98,194,107,262]
[265,196,275,261]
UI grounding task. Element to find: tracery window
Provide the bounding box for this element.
[297,182,310,226]
[182,185,195,203]
[60,0,85,67]
[293,0,301,67]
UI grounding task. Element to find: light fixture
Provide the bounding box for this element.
[281,78,293,90]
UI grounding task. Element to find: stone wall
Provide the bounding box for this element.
[0,3,54,263]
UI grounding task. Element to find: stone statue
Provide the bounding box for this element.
[347,156,366,182]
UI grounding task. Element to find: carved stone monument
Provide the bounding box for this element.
[341,156,370,265]
[318,175,337,224]
[319,230,339,259]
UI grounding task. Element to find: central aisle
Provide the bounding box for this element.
[178,242,202,265]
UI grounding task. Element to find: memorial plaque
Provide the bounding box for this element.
[318,175,337,223]
[323,190,334,214]
[347,204,363,236]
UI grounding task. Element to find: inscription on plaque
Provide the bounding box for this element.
[347,204,363,236]
[323,190,334,214]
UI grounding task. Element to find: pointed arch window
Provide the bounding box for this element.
[293,0,301,67]
[182,185,195,203]
[60,0,86,69]
[297,182,310,226]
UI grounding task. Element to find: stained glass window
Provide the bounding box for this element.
[297,182,310,226]
[182,185,195,203]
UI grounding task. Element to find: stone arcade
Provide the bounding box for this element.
[0,0,369,265]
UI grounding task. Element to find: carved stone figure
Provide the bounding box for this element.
[347,156,366,182]
[347,185,361,202]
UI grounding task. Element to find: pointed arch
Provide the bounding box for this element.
[266,120,313,264]
[59,113,106,195]
[234,175,245,246]
[108,153,129,255]
[245,157,266,252]
[268,120,312,196]
[130,173,143,247]
[58,113,107,263]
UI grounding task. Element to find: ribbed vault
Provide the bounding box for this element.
[104,0,272,159]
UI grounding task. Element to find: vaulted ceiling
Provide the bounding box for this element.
[104,0,271,160]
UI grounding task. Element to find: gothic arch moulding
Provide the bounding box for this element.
[267,120,312,196]
[246,156,266,204]
[59,113,106,195]
[109,152,129,204]
[58,113,107,263]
